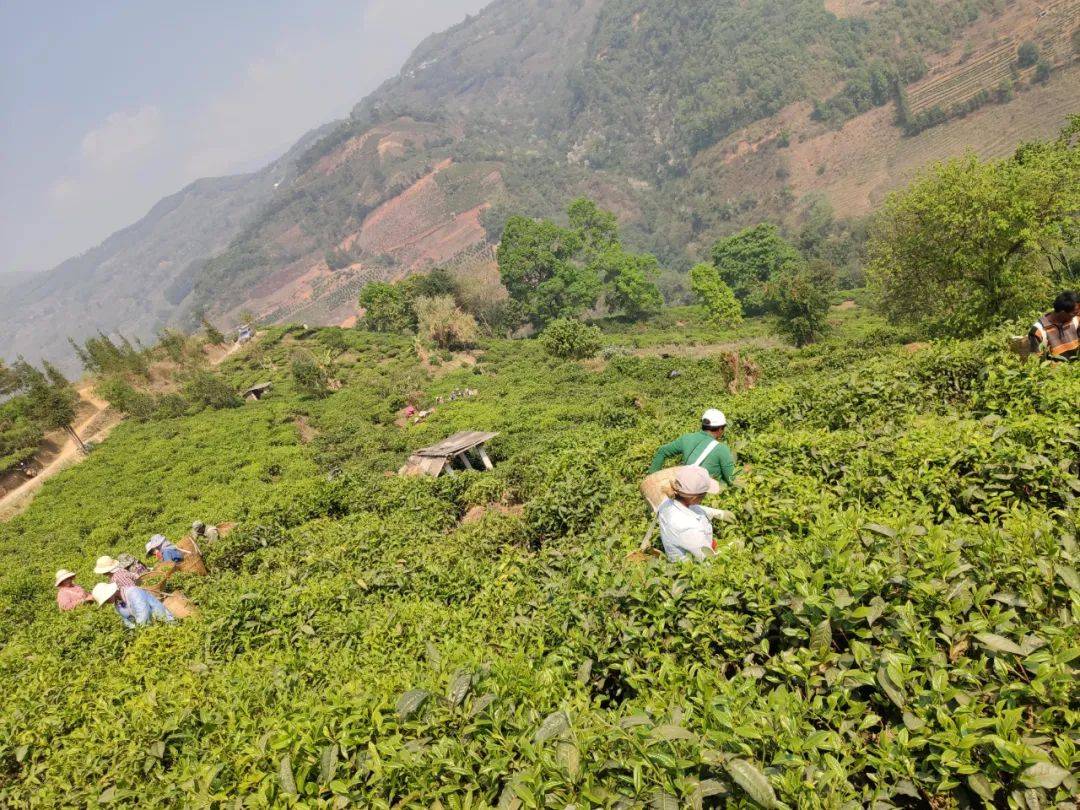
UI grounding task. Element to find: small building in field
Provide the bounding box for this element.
[242,382,272,402]
[400,431,499,477]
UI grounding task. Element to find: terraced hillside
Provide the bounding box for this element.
[905,0,1080,122]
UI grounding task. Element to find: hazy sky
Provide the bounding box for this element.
[0,0,489,276]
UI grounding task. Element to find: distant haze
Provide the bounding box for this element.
[0,0,489,276]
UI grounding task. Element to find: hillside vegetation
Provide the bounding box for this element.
[1,294,1077,806]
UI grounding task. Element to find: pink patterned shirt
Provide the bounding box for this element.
[109,567,140,593]
[56,584,91,611]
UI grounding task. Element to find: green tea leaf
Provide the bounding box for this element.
[811,618,831,654]
[901,712,925,731]
[1018,760,1070,789]
[1054,564,1080,592]
[425,641,441,671]
[653,724,696,741]
[576,658,593,684]
[318,744,338,786]
[966,773,996,801]
[278,754,297,796]
[468,692,496,718]
[497,781,522,810]
[619,713,652,729]
[447,671,472,707]
[726,758,778,808]
[533,710,569,744]
[692,779,728,801]
[975,632,1025,656]
[876,667,905,708]
[864,523,896,538]
[395,689,430,720]
[557,740,580,779]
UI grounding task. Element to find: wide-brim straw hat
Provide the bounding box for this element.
[672,467,721,497]
[145,534,166,553]
[54,569,77,587]
[91,582,119,605]
[93,555,120,575]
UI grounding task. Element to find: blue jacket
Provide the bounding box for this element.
[159,542,184,563]
[115,587,174,628]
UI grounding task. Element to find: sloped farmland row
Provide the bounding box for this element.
[909,49,1015,115]
[907,0,1080,115]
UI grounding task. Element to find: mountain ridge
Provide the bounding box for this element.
[4,0,1078,371]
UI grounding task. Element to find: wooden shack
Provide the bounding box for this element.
[242,382,272,402]
[400,430,499,477]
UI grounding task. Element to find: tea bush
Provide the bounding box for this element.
[541,319,604,360]
[0,310,1076,807]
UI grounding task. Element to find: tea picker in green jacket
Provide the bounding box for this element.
[642,409,737,511]
[634,408,736,555]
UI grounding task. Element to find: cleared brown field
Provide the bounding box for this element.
[788,63,1080,216]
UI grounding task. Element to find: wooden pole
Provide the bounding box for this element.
[66,425,88,455]
[477,447,495,471]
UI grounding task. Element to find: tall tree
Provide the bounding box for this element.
[868,126,1079,337]
[594,248,663,320]
[202,317,226,346]
[568,197,619,260]
[690,263,743,328]
[358,282,415,333]
[712,223,804,314]
[766,260,836,347]
[15,361,84,453]
[499,200,662,326]
[498,216,597,325]
[0,360,19,397]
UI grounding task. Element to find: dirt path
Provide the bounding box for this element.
[0,340,247,521]
[0,386,119,520]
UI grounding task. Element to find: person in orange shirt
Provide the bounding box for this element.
[1029,291,1079,361]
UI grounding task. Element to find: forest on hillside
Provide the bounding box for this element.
[568,0,995,171]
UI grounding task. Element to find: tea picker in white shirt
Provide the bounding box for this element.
[657,466,732,563]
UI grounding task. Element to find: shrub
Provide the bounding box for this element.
[414,295,479,350]
[359,282,414,333]
[157,329,187,363]
[1034,59,1052,84]
[95,376,157,420]
[201,318,225,346]
[1017,40,1039,68]
[183,370,241,410]
[539,318,602,359]
[711,223,802,314]
[766,259,836,347]
[868,133,1078,337]
[291,350,333,399]
[689,263,743,327]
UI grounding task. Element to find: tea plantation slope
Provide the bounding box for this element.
[0,322,1077,808]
